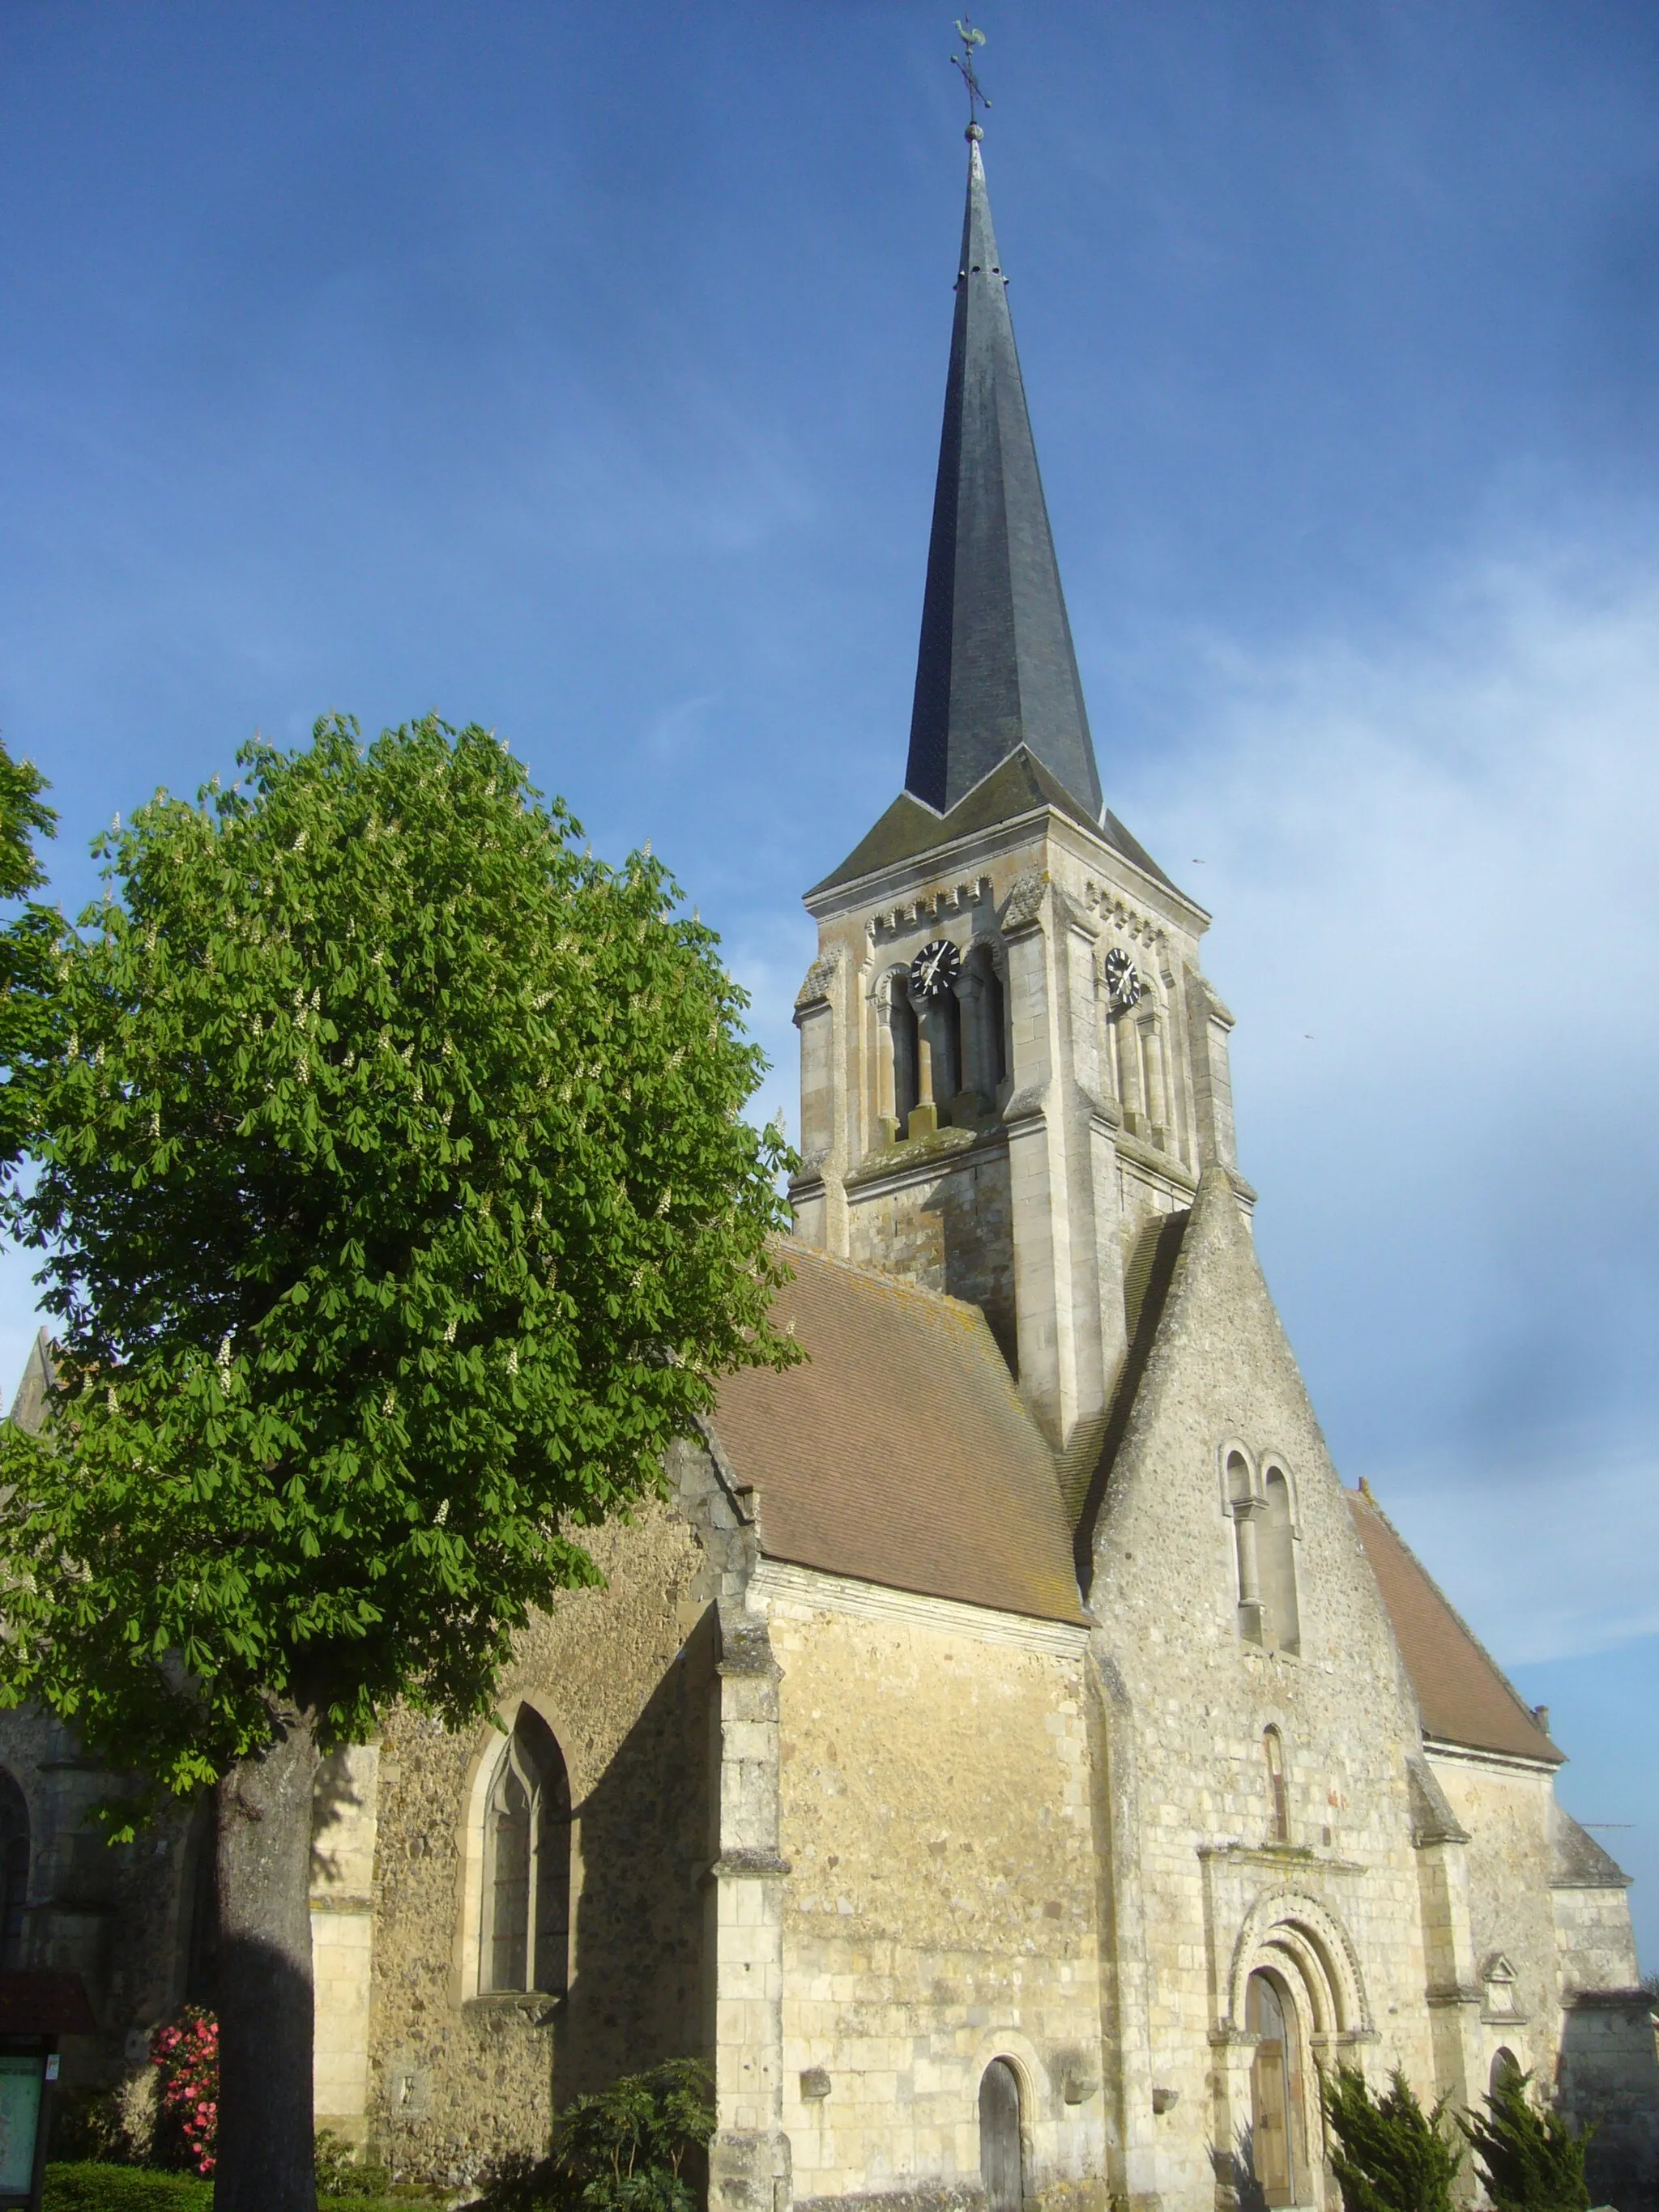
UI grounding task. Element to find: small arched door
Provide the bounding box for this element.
[1247,1971,1305,2207]
[979,2059,1023,2212]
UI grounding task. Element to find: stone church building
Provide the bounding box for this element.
[5,130,1657,2211]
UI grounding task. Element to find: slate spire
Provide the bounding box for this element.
[904,133,1103,821]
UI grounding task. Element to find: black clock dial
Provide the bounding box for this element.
[909,938,962,999]
[1103,947,1141,1010]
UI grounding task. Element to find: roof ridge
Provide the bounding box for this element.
[1348,1487,1559,1760]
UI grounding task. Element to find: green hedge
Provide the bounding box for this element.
[45,2166,420,2212]
[45,2168,211,2212]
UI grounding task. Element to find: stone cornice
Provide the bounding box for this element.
[751,1559,1090,1654]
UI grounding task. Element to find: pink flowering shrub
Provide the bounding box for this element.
[151,2005,219,2176]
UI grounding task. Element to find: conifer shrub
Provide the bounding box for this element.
[1319,2063,1461,2212]
[1457,2068,1593,2212]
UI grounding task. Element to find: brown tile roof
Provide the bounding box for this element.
[1348,1490,1561,1765]
[710,1244,1084,1625]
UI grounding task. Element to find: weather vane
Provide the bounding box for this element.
[953,15,990,138]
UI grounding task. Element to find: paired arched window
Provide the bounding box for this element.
[1226,1450,1300,1655]
[480,1708,571,1997]
[0,1772,26,1971]
[877,943,1008,1144]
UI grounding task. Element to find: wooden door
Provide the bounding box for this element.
[979,2059,1023,2212]
[1248,1972,1297,2206]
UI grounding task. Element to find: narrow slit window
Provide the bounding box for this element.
[1264,1728,1290,1844]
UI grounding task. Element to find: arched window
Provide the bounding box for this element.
[1260,1469,1300,1656]
[890,985,920,1132]
[962,945,1007,1101]
[978,2059,1023,2212]
[1491,2047,1522,2099]
[1247,1970,1307,2207]
[480,1708,571,1997]
[1264,1728,1290,1844]
[1228,1452,1263,1645]
[0,1773,26,1970]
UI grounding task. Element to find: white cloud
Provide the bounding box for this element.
[1121,544,1659,1664]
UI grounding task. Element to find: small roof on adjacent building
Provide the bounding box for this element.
[710,1244,1084,1626]
[1349,1487,1561,1766]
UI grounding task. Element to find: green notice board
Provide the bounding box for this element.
[0,2053,41,2198]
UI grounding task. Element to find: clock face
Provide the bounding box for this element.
[909,938,962,999]
[1103,947,1142,1011]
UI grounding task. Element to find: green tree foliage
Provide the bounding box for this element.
[1458,2068,1593,2212]
[1320,2064,1461,2212]
[0,715,796,1790]
[476,2061,716,2212]
[0,734,60,1169]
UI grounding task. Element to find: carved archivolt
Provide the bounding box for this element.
[1226,1889,1371,2038]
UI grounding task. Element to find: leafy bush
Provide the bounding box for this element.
[45,2165,211,2211]
[48,2089,139,2167]
[316,2128,394,2200]
[150,2009,217,2177]
[1320,2064,1461,2212]
[471,2060,716,2211]
[1457,2069,1593,2212]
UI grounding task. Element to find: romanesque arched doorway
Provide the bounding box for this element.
[979,2058,1023,2212]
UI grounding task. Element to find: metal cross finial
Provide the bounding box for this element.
[952,15,990,137]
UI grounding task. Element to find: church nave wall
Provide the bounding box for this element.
[758,1580,1106,2212]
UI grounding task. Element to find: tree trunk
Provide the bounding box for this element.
[214,1701,319,2212]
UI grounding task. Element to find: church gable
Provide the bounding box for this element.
[1084,1163,1418,1728]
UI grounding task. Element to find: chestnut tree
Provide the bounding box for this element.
[0,717,796,2212]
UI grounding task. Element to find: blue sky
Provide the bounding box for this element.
[6,3,1659,1954]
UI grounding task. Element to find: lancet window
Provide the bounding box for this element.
[480,1707,572,1997]
[1260,1468,1301,1656]
[961,944,1007,1101]
[889,980,920,1129]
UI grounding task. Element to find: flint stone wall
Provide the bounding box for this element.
[365,1502,715,2190]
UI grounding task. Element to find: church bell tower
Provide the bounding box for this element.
[791,126,1247,1466]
